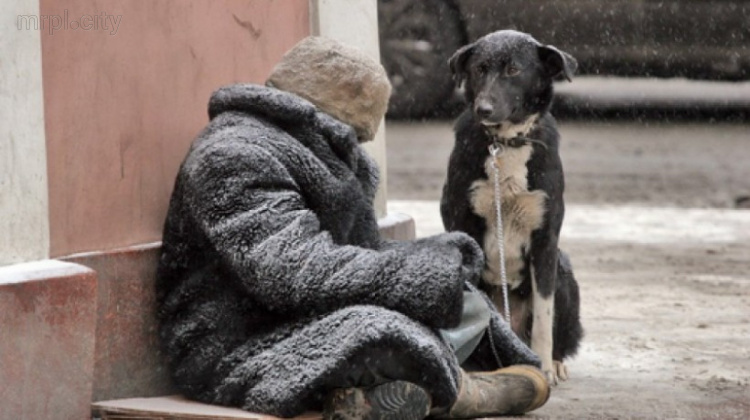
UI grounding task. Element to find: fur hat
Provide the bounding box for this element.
[267,36,391,142]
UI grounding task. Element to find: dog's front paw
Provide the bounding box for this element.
[541,360,568,385]
[554,360,569,382]
[540,360,557,385]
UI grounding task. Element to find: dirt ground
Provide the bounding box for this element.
[385,119,750,419]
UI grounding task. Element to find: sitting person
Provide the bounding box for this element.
[156,36,550,419]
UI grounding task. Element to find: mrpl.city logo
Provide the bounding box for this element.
[17,10,122,35]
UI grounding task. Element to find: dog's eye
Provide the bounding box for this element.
[505,65,521,77]
[477,63,490,75]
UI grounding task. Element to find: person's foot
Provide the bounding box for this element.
[323,380,431,420]
[439,365,550,418]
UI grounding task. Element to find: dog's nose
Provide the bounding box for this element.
[475,101,493,119]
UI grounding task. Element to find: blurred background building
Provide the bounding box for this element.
[377,0,750,119]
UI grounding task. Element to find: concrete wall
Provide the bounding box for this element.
[40,0,310,257]
[0,0,50,266]
[310,0,389,217]
[2,0,390,260]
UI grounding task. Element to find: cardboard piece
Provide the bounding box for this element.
[92,395,322,420]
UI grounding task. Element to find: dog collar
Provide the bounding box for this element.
[490,136,548,151]
[482,115,546,150]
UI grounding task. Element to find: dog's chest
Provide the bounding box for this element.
[469,145,547,289]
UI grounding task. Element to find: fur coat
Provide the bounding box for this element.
[156,84,539,417]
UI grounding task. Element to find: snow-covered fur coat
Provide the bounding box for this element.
[156,84,539,417]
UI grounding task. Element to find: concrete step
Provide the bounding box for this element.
[0,260,98,420]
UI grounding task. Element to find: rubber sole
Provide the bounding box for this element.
[324,381,431,420]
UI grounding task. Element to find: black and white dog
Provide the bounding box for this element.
[440,30,583,384]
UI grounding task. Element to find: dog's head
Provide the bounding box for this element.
[449,30,577,127]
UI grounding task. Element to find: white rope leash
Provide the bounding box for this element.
[489,143,511,325]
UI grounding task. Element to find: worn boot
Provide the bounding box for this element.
[437,365,550,418]
[323,380,432,420]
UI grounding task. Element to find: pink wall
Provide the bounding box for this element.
[41,0,310,257]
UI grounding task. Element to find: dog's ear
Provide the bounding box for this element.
[538,45,578,82]
[448,43,475,87]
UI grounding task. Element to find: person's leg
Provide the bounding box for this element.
[326,347,550,420]
[321,306,550,420]
[204,302,548,419]
[210,305,461,417]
